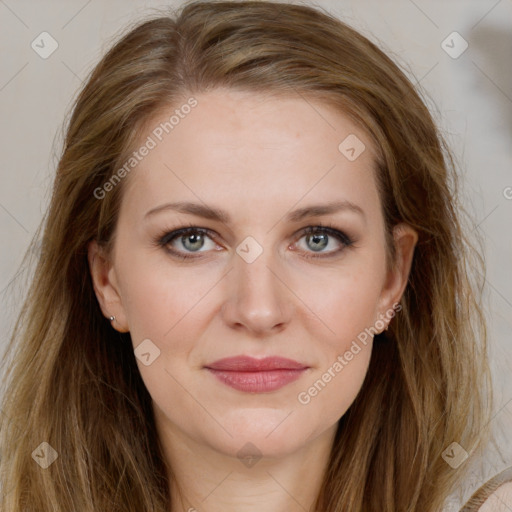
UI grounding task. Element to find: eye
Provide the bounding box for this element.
[157,225,219,260]
[294,224,355,259]
[155,223,356,260]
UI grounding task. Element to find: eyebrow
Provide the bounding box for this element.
[144,199,366,224]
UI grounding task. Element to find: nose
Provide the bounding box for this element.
[220,247,293,336]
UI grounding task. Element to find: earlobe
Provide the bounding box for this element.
[87,240,130,333]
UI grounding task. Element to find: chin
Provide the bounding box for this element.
[202,411,319,460]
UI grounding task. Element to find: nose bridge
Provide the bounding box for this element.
[237,244,279,298]
[222,237,292,332]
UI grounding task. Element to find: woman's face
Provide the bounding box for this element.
[89,88,417,461]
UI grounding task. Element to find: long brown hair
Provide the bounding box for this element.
[0,1,492,510]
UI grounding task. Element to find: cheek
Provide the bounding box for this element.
[296,340,373,426]
[291,261,384,415]
[117,251,216,343]
[114,246,383,454]
[295,279,377,424]
[300,262,385,347]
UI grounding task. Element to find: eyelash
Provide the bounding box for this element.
[155,222,356,261]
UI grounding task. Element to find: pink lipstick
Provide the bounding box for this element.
[204,356,309,393]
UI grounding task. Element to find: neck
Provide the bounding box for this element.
[159,421,337,512]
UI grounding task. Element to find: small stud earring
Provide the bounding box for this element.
[109,315,115,323]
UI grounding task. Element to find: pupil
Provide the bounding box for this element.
[184,233,203,251]
[309,233,327,252]
[181,232,329,253]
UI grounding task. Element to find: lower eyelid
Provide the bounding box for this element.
[168,232,217,252]
[159,226,353,258]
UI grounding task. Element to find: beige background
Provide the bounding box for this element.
[1,1,511,508]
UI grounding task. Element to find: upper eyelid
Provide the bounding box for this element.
[161,225,340,240]
[160,225,352,250]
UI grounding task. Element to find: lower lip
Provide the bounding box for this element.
[206,368,308,393]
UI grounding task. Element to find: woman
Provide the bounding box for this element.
[0,1,507,510]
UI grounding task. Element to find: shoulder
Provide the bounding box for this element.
[477,481,512,511]
[459,466,512,511]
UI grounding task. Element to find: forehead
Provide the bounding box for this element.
[118,88,383,227]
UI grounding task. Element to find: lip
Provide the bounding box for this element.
[204,356,309,393]
[205,356,308,371]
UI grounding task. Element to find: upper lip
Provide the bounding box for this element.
[204,356,309,371]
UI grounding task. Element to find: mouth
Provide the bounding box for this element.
[204,356,310,393]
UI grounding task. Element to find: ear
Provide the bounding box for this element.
[87,239,130,333]
[375,223,418,331]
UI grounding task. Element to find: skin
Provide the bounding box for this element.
[479,482,512,511]
[88,88,418,512]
